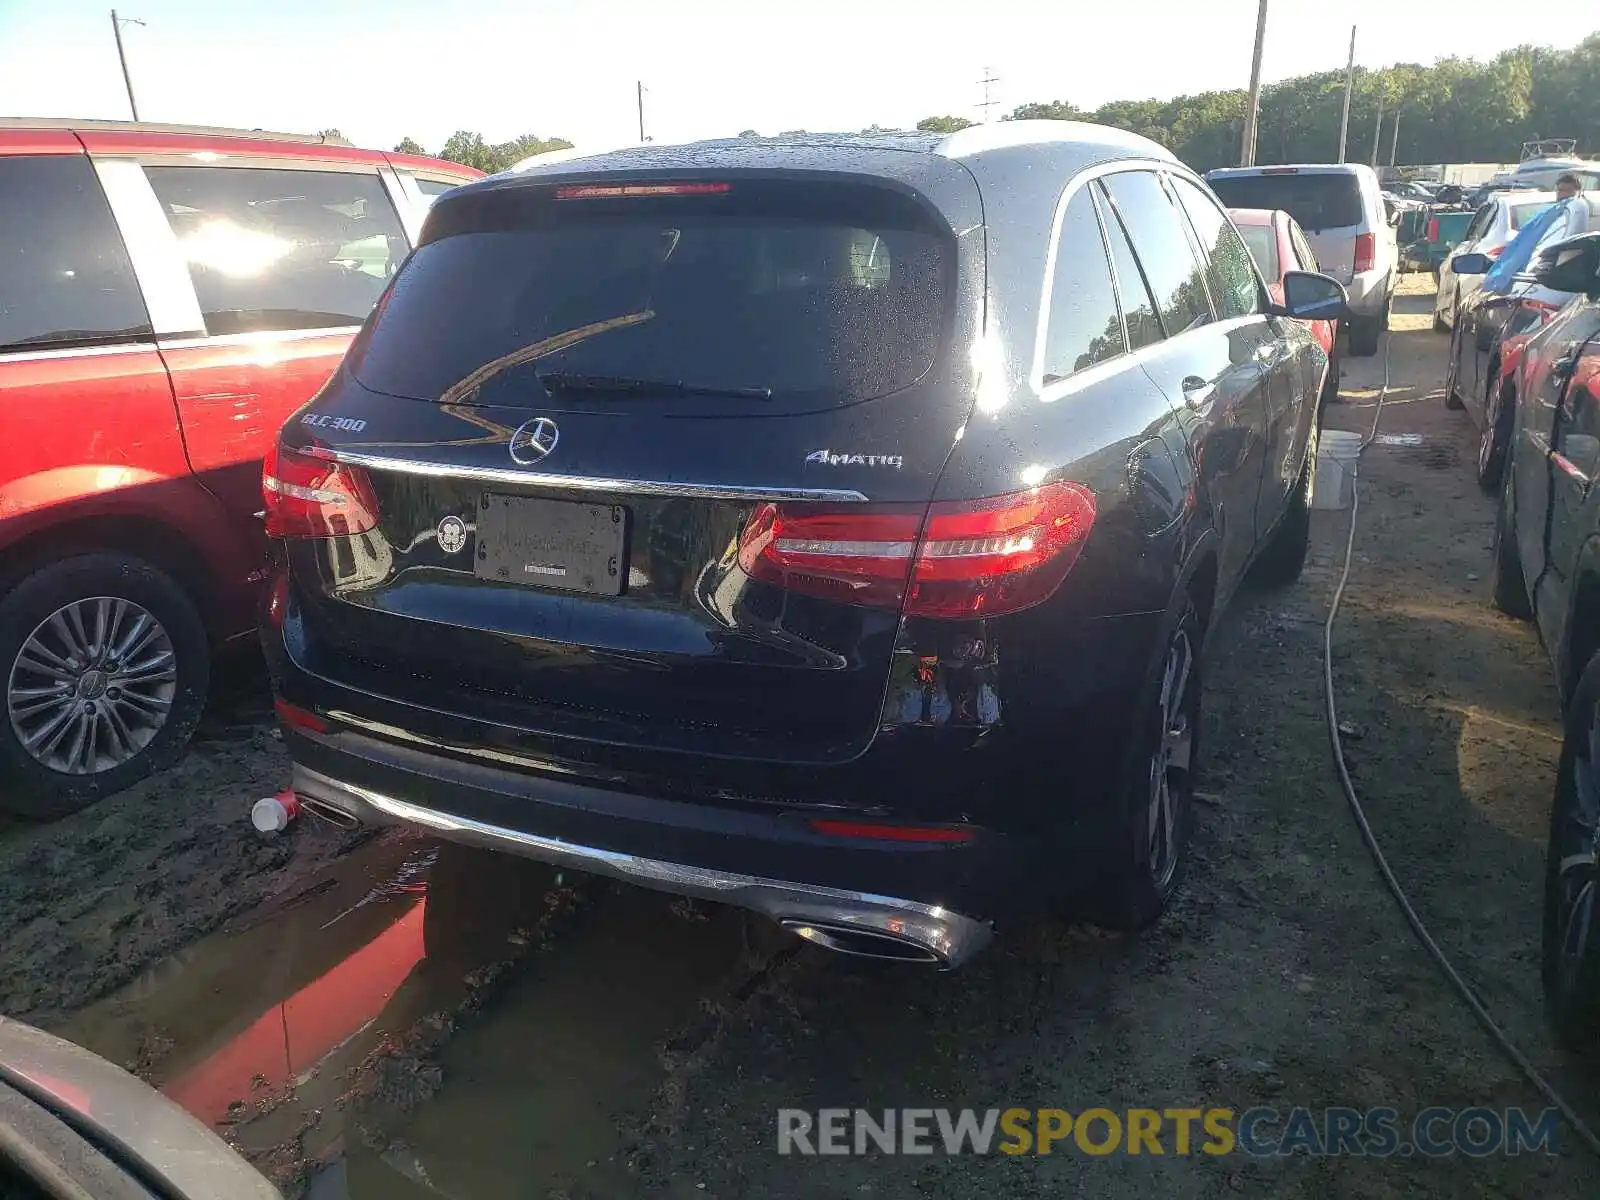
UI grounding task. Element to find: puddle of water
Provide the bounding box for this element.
[58,830,765,1199]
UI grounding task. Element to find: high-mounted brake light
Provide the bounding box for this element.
[1261,167,1299,175]
[554,182,732,200]
[262,443,380,539]
[736,482,1097,619]
[1353,232,1376,274]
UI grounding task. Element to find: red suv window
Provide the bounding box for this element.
[0,155,152,351]
[143,166,408,336]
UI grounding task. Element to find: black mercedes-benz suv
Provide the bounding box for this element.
[261,123,1346,967]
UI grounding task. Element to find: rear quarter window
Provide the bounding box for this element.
[350,182,951,412]
[1206,173,1364,233]
[0,155,151,351]
[1236,223,1279,281]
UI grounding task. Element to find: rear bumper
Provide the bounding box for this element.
[291,759,995,966]
[1344,267,1393,317]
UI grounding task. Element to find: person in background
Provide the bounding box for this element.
[1556,172,1584,201]
[1480,175,1587,295]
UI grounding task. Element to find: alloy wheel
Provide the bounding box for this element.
[1552,703,1600,1004]
[1146,628,1196,891]
[6,596,177,775]
[1479,385,1501,477]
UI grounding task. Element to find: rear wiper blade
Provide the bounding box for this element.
[538,372,772,401]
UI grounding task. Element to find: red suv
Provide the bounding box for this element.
[0,119,479,818]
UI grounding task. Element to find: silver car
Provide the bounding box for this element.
[1206,163,1398,357]
[1433,190,1558,331]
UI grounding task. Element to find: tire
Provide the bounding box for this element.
[1542,650,1600,1063]
[1477,377,1514,493]
[1347,314,1382,358]
[0,554,208,820]
[1490,467,1532,620]
[1251,430,1314,587]
[1085,601,1202,932]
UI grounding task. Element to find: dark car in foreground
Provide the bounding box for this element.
[263,123,1345,966]
[0,1017,280,1199]
[1489,230,1600,1058]
[1446,198,1596,491]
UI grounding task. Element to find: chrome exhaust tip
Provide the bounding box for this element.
[297,795,360,830]
[781,921,944,964]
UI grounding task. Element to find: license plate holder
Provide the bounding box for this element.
[474,494,627,596]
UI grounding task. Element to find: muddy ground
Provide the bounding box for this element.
[3,274,1597,1198]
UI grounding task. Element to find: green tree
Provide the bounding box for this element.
[393,136,426,155]
[317,128,344,142]
[1006,101,1083,122]
[916,115,974,133]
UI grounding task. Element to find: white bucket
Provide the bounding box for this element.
[1311,430,1363,511]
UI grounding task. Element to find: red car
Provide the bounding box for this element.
[1228,206,1340,406]
[0,119,479,818]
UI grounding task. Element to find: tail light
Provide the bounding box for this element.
[1353,232,1375,274]
[736,482,1096,619]
[1485,244,1505,260]
[1427,218,1440,241]
[262,443,379,539]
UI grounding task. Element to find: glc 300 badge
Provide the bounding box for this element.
[436,515,468,555]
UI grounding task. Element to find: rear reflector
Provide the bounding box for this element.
[809,819,974,844]
[263,443,380,539]
[1353,232,1376,274]
[274,698,328,734]
[736,481,1096,619]
[554,182,731,200]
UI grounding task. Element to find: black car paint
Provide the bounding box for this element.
[264,131,1329,927]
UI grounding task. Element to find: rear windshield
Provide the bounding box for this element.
[1235,224,1279,282]
[350,183,949,410]
[1206,174,1364,233]
[1511,202,1553,230]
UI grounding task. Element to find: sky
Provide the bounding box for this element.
[0,1,1589,156]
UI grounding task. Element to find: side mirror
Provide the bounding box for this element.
[1273,270,1349,321]
[1529,234,1600,296]
[1451,252,1492,276]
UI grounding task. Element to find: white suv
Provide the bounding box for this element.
[1206,163,1398,356]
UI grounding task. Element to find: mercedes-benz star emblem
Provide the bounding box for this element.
[509,417,560,465]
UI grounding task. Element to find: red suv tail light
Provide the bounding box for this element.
[262,443,380,539]
[736,482,1096,619]
[1353,232,1376,274]
[1427,218,1440,241]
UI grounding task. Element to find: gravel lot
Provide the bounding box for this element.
[4,274,1595,1198]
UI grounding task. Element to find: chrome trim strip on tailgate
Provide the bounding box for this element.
[300,447,871,503]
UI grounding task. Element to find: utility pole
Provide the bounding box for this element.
[1370,90,1384,168]
[1240,0,1268,167]
[1389,109,1401,167]
[978,68,1000,123]
[1337,25,1356,163]
[110,10,144,121]
[636,81,646,143]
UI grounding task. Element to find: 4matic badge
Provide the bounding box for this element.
[805,449,904,469]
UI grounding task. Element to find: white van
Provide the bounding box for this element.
[1205,163,1398,356]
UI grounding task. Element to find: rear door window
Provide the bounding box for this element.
[1101,171,1212,336]
[1040,189,1125,383]
[351,183,949,411]
[0,155,151,352]
[1205,172,1364,233]
[143,166,408,336]
[1169,176,1262,319]
[1093,183,1165,352]
[1511,202,1553,230]
[1236,223,1279,281]
[1288,222,1318,272]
